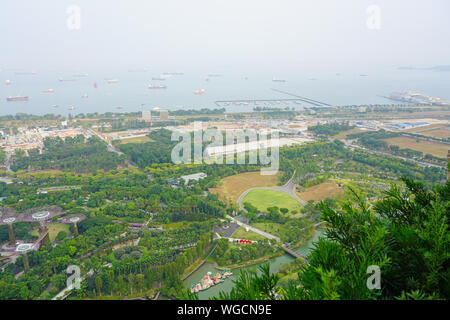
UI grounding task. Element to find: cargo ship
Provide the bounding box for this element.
[148,84,167,89]
[6,96,28,102]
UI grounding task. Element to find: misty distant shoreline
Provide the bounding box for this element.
[398,65,450,72]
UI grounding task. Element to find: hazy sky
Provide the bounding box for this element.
[1,0,449,73]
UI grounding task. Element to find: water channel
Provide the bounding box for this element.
[183,228,325,300]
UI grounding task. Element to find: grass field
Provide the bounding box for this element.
[242,189,301,213]
[31,223,70,241]
[118,136,154,145]
[162,221,191,229]
[333,128,364,140]
[296,181,345,203]
[405,124,450,140]
[251,222,284,235]
[384,136,448,158]
[232,227,267,241]
[209,171,281,204]
[419,128,450,140]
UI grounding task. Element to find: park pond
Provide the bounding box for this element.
[183,228,325,300]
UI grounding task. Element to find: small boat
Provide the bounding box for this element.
[106,79,119,84]
[93,82,98,88]
[52,104,58,108]
[82,94,88,98]
[5,80,11,85]
[42,89,54,93]
[194,88,205,95]
[68,106,75,110]
[272,77,286,82]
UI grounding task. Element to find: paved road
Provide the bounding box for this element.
[237,170,306,212]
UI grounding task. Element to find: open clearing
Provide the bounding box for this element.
[333,128,364,140]
[296,180,345,203]
[384,136,448,158]
[209,171,281,204]
[232,227,267,241]
[117,136,154,145]
[251,222,284,236]
[242,189,301,213]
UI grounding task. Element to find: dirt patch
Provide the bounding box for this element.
[296,181,345,203]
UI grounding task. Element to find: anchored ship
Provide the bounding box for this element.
[148,84,167,89]
[59,78,77,82]
[6,96,28,102]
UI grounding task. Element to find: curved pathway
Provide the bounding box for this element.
[237,170,306,212]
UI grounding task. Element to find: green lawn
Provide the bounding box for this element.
[242,189,302,213]
[251,222,284,235]
[232,227,267,241]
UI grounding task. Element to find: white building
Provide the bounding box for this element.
[142,110,152,122]
[180,172,207,184]
[160,110,169,120]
